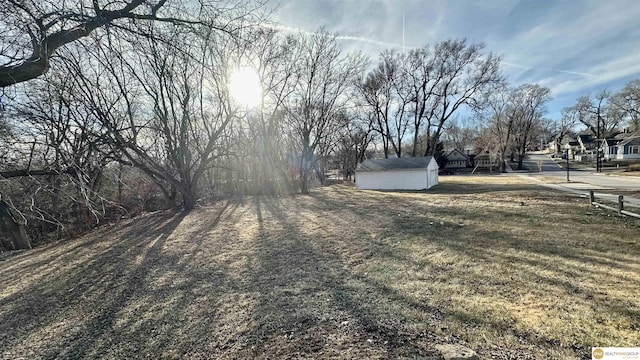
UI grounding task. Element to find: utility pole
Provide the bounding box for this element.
[595,108,603,173]
[565,144,570,182]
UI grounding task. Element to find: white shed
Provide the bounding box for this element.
[355,157,439,190]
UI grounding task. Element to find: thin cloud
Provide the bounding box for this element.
[550,69,599,79]
[501,61,530,70]
[262,23,402,48]
[503,61,599,79]
[271,0,640,115]
[335,34,401,48]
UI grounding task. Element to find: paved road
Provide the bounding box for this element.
[519,153,640,208]
[521,153,567,173]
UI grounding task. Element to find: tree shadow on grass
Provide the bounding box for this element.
[388,202,637,352]
[0,211,188,356]
[306,186,639,357]
[344,182,556,196]
[1,187,636,359]
[238,195,443,359]
[0,203,239,359]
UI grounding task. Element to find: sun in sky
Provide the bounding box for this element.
[229,66,263,108]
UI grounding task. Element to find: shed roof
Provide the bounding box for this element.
[356,157,434,172]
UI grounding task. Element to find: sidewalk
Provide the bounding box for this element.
[518,174,597,195]
[518,174,640,208]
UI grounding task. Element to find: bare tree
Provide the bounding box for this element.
[570,90,626,171]
[479,84,551,170]
[282,30,365,194]
[421,40,503,156]
[358,50,405,158]
[612,79,640,130]
[227,29,300,195]
[57,13,259,209]
[572,91,621,138]
[482,84,516,172]
[442,118,479,153]
[0,197,32,250]
[510,84,551,169]
[404,46,439,157]
[0,105,13,165]
[334,109,374,179]
[552,108,579,154]
[0,0,253,87]
[0,69,119,250]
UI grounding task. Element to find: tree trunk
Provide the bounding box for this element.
[301,172,309,194]
[182,193,196,211]
[300,135,312,194]
[0,199,32,250]
[517,154,525,170]
[300,151,310,194]
[499,153,506,173]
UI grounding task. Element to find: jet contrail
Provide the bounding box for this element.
[551,69,600,79]
[502,61,599,79]
[263,24,601,80]
[501,61,530,69]
[262,23,402,48]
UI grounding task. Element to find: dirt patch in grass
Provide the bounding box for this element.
[1,175,639,359]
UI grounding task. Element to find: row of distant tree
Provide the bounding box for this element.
[0,1,638,250]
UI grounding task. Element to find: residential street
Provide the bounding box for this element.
[521,153,568,173]
[519,153,640,208]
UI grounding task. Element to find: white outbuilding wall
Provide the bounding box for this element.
[355,156,439,190]
[356,169,426,190]
[427,167,438,188]
[356,165,438,190]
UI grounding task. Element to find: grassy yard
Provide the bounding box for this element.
[607,171,640,177]
[1,175,639,359]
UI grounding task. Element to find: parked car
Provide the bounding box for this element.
[438,169,454,175]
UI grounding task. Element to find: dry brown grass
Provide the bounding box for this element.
[526,175,574,184]
[1,175,639,359]
[611,172,640,177]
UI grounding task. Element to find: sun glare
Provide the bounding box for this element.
[229,67,262,108]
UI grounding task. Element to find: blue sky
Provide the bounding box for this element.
[269,0,640,120]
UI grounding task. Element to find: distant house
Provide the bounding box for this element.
[445,149,470,169]
[473,153,498,168]
[577,134,596,152]
[553,134,579,156]
[548,135,563,154]
[559,135,580,158]
[603,138,624,160]
[355,157,438,190]
[610,135,640,160]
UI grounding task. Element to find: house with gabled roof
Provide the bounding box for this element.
[577,134,596,153]
[612,135,640,160]
[444,149,470,169]
[603,138,624,160]
[473,153,498,169]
